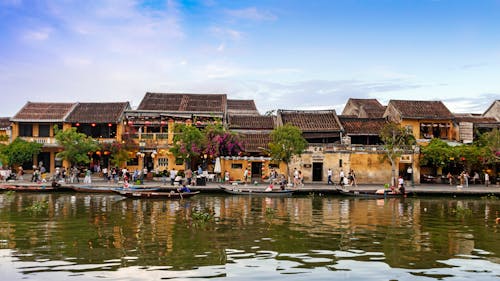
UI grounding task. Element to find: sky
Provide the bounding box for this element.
[1,0,500,117]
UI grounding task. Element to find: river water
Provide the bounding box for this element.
[0,192,499,280]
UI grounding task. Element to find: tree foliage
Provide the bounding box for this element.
[169,123,205,161]
[476,128,500,164]
[0,138,42,167]
[203,122,244,157]
[54,126,100,167]
[419,138,454,168]
[379,122,416,185]
[269,124,308,176]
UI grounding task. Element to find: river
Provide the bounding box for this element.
[0,192,499,280]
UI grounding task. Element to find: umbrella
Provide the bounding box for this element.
[214,157,221,174]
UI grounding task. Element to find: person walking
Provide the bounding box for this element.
[327,168,333,185]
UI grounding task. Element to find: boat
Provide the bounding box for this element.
[113,190,200,199]
[70,185,159,193]
[337,188,405,198]
[219,185,294,197]
[0,183,62,192]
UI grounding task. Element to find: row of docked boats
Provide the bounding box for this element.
[0,182,407,199]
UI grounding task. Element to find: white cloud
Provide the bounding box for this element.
[23,28,51,41]
[225,7,277,21]
[210,26,242,41]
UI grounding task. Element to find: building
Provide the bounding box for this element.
[342,98,386,118]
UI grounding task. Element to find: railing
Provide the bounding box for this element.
[306,143,413,153]
[20,137,57,145]
[130,133,170,144]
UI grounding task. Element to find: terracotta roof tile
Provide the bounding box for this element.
[342,98,386,118]
[388,100,454,119]
[278,110,342,132]
[227,99,259,115]
[228,115,275,130]
[453,113,499,124]
[339,116,387,135]
[66,102,130,123]
[12,102,76,122]
[240,132,272,153]
[137,92,227,112]
[0,117,10,129]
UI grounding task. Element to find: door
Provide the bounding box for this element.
[37,152,51,172]
[312,162,323,182]
[251,162,262,181]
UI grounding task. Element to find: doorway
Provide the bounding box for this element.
[312,162,323,182]
[251,162,262,181]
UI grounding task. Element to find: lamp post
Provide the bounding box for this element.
[410,145,420,187]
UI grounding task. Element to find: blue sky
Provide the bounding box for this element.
[1,0,499,116]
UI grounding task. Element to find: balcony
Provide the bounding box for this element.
[19,137,58,146]
[130,133,170,147]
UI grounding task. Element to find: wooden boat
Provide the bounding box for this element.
[70,185,159,193]
[337,188,405,198]
[113,190,200,199]
[0,183,61,192]
[219,185,294,197]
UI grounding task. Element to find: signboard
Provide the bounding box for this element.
[400,154,412,163]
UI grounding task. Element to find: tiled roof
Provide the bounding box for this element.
[342,98,386,118]
[228,115,275,130]
[12,102,76,122]
[227,99,259,115]
[339,116,387,135]
[137,92,227,112]
[278,110,342,132]
[240,132,272,153]
[387,100,454,119]
[66,102,130,123]
[453,113,498,124]
[0,117,10,129]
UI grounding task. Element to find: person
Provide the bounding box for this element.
[298,170,304,187]
[293,168,299,187]
[458,171,465,188]
[464,171,469,187]
[185,168,193,185]
[327,168,333,185]
[170,168,177,186]
[485,172,490,187]
[339,169,345,187]
[265,183,274,192]
[472,172,480,184]
[178,184,191,193]
[197,165,203,176]
[224,171,230,182]
[243,168,249,184]
[17,166,24,181]
[83,169,92,184]
[398,175,404,194]
[447,172,453,186]
[351,169,357,187]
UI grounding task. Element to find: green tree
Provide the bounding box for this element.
[0,138,42,167]
[54,126,100,167]
[268,124,308,180]
[169,124,205,168]
[476,128,500,164]
[419,138,454,168]
[380,122,416,186]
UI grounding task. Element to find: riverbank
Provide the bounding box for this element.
[2,178,500,196]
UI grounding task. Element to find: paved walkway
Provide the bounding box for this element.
[5,176,500,196]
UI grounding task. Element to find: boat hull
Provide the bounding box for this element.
[219,185,294,197]
[337,188,405,198]
[114,190,199,199]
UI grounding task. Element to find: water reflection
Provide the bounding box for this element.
[0,193,499,280]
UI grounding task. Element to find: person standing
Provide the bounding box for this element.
[244,168,249,184]
[185,168,193,185]
[339,169,345,187]
[485,172,490,187]
[170,168,177,186]
[327,168,333,185]
[17,166,24,181]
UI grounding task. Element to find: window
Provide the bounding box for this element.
[158,157,168,167]
[19,123,33,137]
[127,157,139,166]
[38,124,50,137]
[231,163,243,169]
